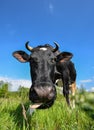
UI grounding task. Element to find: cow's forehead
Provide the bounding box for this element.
[31,47,55,58]
[33,45,52,51]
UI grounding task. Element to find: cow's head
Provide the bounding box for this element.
[13,42,73,109]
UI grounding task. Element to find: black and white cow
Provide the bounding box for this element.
[13,41,76,109]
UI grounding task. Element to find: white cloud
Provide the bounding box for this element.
[80,79,92,83]
[0,76,31,91]
[49,3,54,14]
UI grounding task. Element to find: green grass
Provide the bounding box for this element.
[0,90,94,130]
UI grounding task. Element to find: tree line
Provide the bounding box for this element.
[0,81,29,98]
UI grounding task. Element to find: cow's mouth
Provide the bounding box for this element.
[30,99,55,109]
[29,83,57,109]
[37,99,55,109]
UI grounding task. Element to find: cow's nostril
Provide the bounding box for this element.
[48,92,54,100]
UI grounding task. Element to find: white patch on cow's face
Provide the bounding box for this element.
[39,47,47,51]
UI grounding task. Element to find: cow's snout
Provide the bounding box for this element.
[29,83,56,108]
[34,86,55,100]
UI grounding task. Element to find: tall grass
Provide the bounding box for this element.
[0,90,94,130]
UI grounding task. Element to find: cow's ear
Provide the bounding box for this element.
[12,51,30,63]
[57,52,73,63]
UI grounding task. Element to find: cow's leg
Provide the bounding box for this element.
[62,72,70,106]
[69,82,76,108]
[63,84,70,106]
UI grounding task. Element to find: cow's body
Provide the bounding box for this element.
[55,60,76,107]
[13,42,76,109]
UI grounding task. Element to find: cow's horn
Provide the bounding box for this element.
[52,42,59,52]
[25,41,33,51]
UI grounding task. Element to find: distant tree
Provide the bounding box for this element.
[0,80,4,87]
[79,84,86,94]
[18,86,29,101]
[0,83,9,98]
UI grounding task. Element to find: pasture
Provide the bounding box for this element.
[0,85,94,130]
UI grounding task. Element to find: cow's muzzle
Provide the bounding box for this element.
[29,82,56,109]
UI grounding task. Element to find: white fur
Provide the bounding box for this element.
[40,48,47,51]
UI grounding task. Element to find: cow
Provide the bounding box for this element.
[13,41,76,109]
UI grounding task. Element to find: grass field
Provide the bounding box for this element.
[0,87,94,130]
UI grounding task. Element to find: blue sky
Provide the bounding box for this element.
[0,0,94,90]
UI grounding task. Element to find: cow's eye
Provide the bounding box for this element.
[33,58,39,62]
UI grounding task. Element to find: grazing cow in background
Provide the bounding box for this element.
[13,41,76,109]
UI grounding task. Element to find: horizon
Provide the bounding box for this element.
[0,76,94,92]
